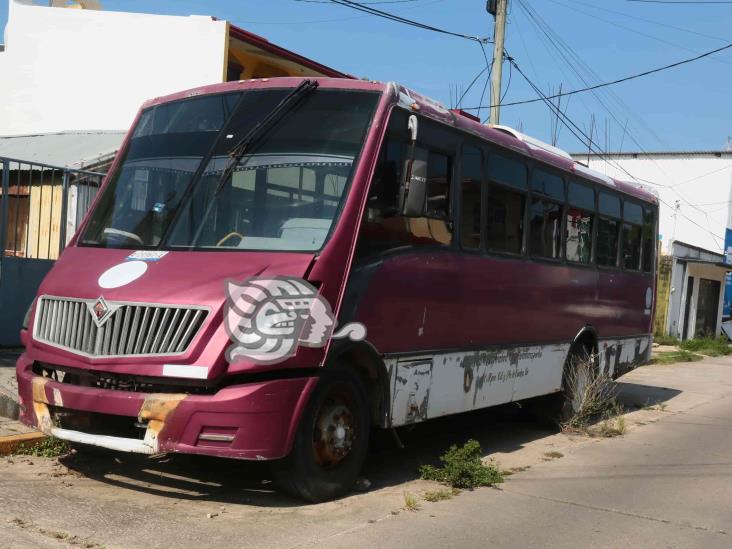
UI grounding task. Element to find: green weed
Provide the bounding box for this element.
[419,439,504,489]
[14,437,70,458]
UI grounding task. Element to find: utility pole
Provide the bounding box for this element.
[488,0,508,125]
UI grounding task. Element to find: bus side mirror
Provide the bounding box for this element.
[400,148,428,217]
[400,115,429,217]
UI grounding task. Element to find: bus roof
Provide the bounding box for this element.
[141,77,658,205]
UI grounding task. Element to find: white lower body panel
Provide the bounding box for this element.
[387,335,651,428]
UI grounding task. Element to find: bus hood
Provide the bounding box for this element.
[37,247,316,310]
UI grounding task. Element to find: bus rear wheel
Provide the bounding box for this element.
[526,344,594,428]
[273,367,371,502]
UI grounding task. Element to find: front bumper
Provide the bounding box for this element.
[16,354,317,460]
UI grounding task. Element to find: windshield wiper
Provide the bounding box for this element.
[186,79,320,249]
[214,79,320,195]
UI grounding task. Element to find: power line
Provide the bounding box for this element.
[461,40,732,110]
[324,0,490,43]
[297,0,421,3]
[550,0,732,69]
[507,55,724,247]
[568,0,729,43]
[627,1,732,4]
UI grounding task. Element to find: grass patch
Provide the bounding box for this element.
[422,488,454,502]
[653,334,679,346]
[419,439,504,489]
[14,437,70,458]
[403,491,420,511]
[651,350,703,365]
[543,451,564,460]
[679,336,731,357]
[594,415,626,438]
[502,465,531,477]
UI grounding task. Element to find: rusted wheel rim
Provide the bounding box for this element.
[312,391,356,469]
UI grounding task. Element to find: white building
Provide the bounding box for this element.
[0,0,347,138]
[573,150,732,254]
[665,241,728,340]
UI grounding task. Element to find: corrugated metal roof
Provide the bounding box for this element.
[0,131,124,168]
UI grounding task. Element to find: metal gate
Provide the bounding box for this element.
[0,157,105,346]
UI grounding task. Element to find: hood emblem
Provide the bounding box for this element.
[87,296,118,328]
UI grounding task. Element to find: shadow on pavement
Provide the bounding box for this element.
[58,376,681,507]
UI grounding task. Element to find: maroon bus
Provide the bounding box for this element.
[16,77,657,501]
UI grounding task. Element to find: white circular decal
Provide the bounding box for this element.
[98,261,148,289]
[645,287,653,308]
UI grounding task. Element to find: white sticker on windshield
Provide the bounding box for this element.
[126,251,168,262]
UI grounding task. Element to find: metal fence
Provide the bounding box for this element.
[0,157,106,260]
[0,157,107,346]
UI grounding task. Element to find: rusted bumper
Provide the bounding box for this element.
[16,354,317,460]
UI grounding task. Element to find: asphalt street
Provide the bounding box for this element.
[1,355,731,548]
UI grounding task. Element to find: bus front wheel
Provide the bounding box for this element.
[273,367,371,502]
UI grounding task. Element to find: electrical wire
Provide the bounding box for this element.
[324,0,490,43]
[627,1,732,4]
[499,57,513,104]
[569,0,729,43]
[297,0,422,3]
[456,66,490,108]
[461,39,732,109]
[516,0,672,150]
[548,0,732,68]
[507,55,725,248]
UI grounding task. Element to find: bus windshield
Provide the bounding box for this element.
[81,87,379,252]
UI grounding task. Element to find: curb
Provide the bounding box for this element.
[0,432,46,456]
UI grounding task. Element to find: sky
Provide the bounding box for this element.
[1,0,731,153]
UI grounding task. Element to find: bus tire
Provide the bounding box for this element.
[273,367,371,503]
[526,344,593,428]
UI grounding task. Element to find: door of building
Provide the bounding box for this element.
[695,278,721,337]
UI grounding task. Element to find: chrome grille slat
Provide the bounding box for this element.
[150,308,171,353]
[141,308,160,355]
[176,310,203,353]
[33,296,208,358]
[159,309,182,352]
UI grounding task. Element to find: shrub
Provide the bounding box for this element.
[653,334,679,346]
[679,336,731,357]
[419,439,504,489]
[562,355,618,429]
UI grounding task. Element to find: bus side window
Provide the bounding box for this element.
[621,201,643,270]
[425,151,451,219]
[642,206,656,273]
[460,146,483,250]
[597,191,621,267]
[357,124,454,258]
[529,169,564,260]
[485,153,527,255]
[566,181,595,264]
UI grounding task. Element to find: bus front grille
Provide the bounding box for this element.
[33,296,209,358]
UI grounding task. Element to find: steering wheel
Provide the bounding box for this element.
[103,227,144,245]
[216,231,245,248]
